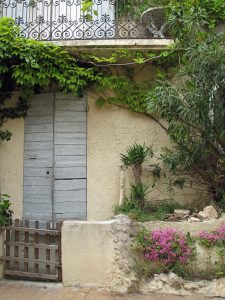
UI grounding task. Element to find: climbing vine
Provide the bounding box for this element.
[0,16,175,141]
[0,17,103,141]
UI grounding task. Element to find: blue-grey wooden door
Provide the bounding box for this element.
[23,93,87,221]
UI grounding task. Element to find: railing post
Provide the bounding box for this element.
[115,0,119,39]
[0,0,3,18]
[49,0,53,40]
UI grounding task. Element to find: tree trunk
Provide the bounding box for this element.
[132,164,142,184]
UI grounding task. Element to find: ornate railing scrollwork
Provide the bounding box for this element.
[1,0,168,40]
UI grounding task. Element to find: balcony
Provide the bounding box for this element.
[0,0,170,43]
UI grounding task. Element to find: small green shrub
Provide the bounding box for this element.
[114,203,158,222]
[114,198,184,222]
[121,143,154,185]
[0,194,13,226]
[130,182,150,210]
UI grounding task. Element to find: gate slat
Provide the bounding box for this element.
[24,220,29,273]
[34,221,39,274]
[5,227,10,271]
[2,256,60,266]
[14,219,20,271]
[46,222,50,275]
[57,222,62,281]
[4,270,58,280]
[5,241,58,250]
[2,227,58,235]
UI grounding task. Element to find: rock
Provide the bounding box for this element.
[197,206,218,221]
[183,282,205,291]
[174,209,190,218]
[188,217,201,223]
[140,274,225,297]
[113,214,131,225]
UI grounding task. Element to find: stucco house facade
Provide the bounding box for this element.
[0,0,204,224]
[0,0,220,290]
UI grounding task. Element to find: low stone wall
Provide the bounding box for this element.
[61,215,225,297]
[140,273,225,298]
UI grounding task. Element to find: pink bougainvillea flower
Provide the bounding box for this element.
[143,228,192,266]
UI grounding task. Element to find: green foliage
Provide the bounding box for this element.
[119,143,168,212]
[81,0,98,21]
[114,198,184,222]
[147,33,225,205]
[0,194,13,226]
[113,201,158,222]
[130,182,150,210]
[0,130,12,141]
[81,0,170,22]
[197,227,225,278]
[133,227,196,279]
[96,75,150,113]
[114,182,150,214]
[130,182,150,204]
[0,17,102,141]
[133,226,225,280]
[119,0,170,21]
[168,0,225,39]
[84,0,225,29]
[118,0,170,20]
[120,143,153,168]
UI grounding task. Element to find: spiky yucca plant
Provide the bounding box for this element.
[120,143,153,183]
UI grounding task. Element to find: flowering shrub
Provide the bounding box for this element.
[198,225,225,247]
[134,226,225,280]
[136,228,194,268]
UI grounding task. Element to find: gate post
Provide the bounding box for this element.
[0,229,4,279]
[61,217,134,290]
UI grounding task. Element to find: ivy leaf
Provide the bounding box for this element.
[81,0,93,12]
[133,58,145,64]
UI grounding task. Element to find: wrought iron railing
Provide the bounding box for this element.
[0,0,168,41]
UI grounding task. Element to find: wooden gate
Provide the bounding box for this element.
[2,219,62,281]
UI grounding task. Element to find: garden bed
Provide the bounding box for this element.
[96,214,225,297]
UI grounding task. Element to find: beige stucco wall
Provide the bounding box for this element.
[0,68,204,222]
[87,97,166,220]
[86,66,204,220]
[0,94,24,219]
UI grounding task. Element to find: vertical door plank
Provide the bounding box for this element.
[23,93,54,221]
[54,95,87,221]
